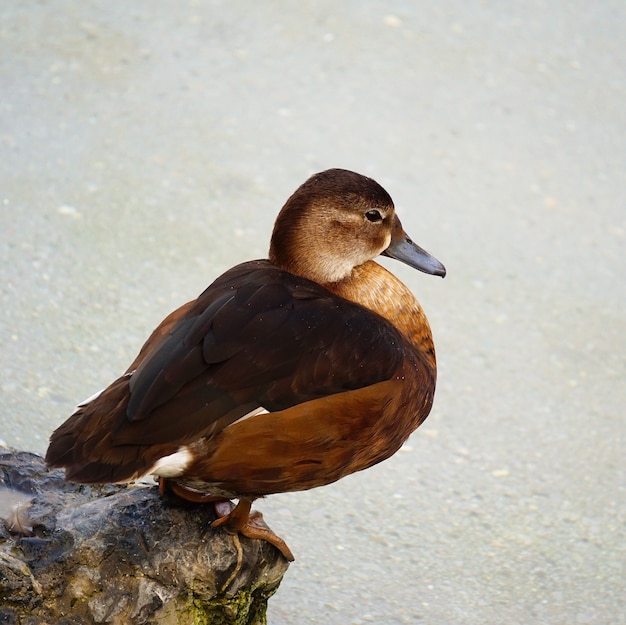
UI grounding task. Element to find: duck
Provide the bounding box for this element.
[45,168,445,562]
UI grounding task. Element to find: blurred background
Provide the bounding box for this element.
[1,2,624,623]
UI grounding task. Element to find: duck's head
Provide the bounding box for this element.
[269,168,446,284]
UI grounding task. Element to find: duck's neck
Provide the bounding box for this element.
[326,260,436,367]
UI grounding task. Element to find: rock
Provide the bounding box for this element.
[0,449,289,624]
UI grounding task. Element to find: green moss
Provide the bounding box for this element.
[180,583,278,625]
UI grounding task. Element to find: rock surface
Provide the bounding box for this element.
[0,449,289,624]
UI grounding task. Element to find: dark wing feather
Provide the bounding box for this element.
[111,260,406,446]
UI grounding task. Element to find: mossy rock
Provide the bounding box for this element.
[0,449,289,624]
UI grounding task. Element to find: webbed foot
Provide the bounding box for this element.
[157,479,294,561]
[212,498,295,561]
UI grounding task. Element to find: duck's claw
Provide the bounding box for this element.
[212,498,295,562]
[157,480,295,561]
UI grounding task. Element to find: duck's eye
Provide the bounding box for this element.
[365,209,383,223]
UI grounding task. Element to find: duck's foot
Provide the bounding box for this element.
[212,498,295,562]
[156,479,295,562]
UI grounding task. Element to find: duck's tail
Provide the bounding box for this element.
[45,374,174,484]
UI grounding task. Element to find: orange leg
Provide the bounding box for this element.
[157,478,294,561]
[212,497,295,562]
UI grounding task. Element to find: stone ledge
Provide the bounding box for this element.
[0,449,289,625]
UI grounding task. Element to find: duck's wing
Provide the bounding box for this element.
[118,260,406,444]
[46,260,408,481]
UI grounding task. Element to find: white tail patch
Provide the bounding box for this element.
[148,407,268,478]
[150,447,192,478]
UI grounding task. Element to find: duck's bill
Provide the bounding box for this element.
[382,235,446,278]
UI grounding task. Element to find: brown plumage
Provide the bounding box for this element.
[46,168,445,561]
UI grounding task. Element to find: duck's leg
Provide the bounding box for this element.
[212,497,295,562]
[157,479,294,561]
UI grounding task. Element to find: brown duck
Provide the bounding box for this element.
[46,168,446,561]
